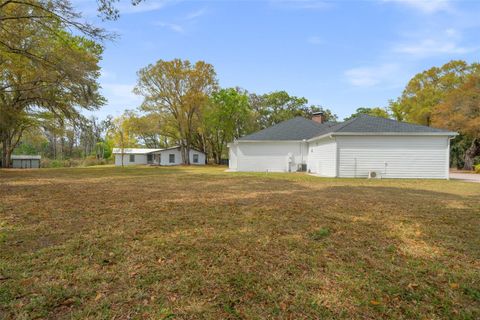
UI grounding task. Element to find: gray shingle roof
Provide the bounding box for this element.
[334,114,454,134]
[238,117,337,141]
[238,114,456,141]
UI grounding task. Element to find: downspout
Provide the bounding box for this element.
[333,135,338,178]
[302,139,306,170]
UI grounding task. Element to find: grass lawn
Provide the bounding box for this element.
[0,166,479,319]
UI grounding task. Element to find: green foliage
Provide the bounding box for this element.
[96,142,112,160]
[249,91,336,130]
[389,60,480,170]
[107,115,138,151]
[345,107,390,121]
[309,227,331,240]
[389,60,480,126]
[40,157,110,168]
[204,88,252,163]
[12,142,38,156]
[475,164,480,174]
[0,1,105,167]
[122,111,169,148]
[431,70,480,170]
[450,135,470,169]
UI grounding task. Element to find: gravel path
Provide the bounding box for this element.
[450,172,480,183]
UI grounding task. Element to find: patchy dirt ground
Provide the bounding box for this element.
[1,166,479,319]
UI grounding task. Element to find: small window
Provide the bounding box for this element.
[193,154,199,163]
[129,154,135,162]
[169,154,175,163]
[147,154,153,162]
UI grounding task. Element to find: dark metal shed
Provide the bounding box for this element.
[11,155,41,169]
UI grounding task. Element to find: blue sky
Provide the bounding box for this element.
[74,0,480,120]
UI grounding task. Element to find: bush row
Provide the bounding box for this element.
[41,156,112,168]
[475,164,480,174]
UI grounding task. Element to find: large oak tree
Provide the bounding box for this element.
[0,2,104,167]
[433,73,480,170]
[389,60,480,126]
[134,59,217,164]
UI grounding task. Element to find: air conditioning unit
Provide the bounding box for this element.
[368,171,381,179]
[297,164,307,172]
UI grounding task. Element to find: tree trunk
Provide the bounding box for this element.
[463,138,480,170]
[121,133,124,168]
[183,142,191,165]
[1,135,10,168]
[1,128,24,168]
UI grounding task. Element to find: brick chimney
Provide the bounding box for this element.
[312,111,326,124]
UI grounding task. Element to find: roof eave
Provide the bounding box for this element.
[235,139,306,143]
[307,133,334,142]
[307,131,458,142]
[331,132,459,136]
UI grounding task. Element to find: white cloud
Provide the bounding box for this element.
[344,64,400,87]
[101,83,143,111]
[155,22,185,33]
[153,7,207,34]
[392,28,476,57]
[394,38,472,55]
[383,0,452,14]
[307,36,323,45]
[185,8,207,20]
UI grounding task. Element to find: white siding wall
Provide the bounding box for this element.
[189,150,206,165]
[228,144,238,170]
[336,136,449,179]
[231,141,307,172]
[156,149,182,166]
[153,149,206,166]
[114,149,205,166]
[307,137,337,177]
[115,154,147,166]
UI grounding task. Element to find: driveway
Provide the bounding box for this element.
[450,172,480,183]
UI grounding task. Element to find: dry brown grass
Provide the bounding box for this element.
[0,166,479,319]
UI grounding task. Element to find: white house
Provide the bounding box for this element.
[228,113,457,179]
[112,146,206,166]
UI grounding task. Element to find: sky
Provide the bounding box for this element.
[73,0,480,120]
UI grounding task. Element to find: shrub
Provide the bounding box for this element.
[41,157,110,168]
[82,156,101,167]
[475,164,480,174]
